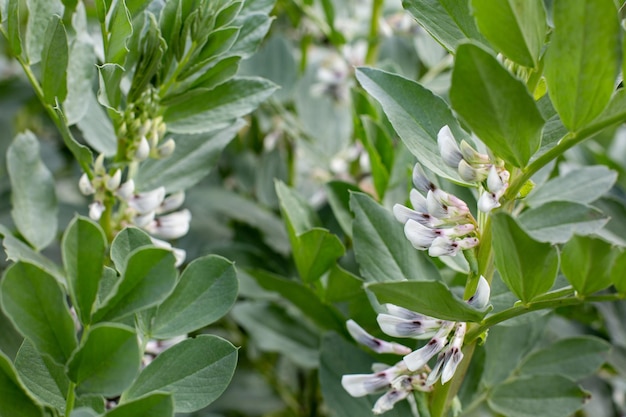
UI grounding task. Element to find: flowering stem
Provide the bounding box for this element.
[365,0,384,65]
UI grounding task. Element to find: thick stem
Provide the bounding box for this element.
[65,382,76,416]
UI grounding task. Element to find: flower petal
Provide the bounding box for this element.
[467,276,490,309]
[437,125,463,168]
[404,219,436,250]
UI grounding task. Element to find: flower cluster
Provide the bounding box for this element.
[79,155,190,266]
[393,163,479,257]
[341,277,490,414]
[437,125,510,213]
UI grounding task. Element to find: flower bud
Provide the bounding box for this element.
[78,173,95,195]
[157,138,176,158]
[437,125,463,168]
[135,136,150,161]
[105,169,122,191]
[89,201,105,221]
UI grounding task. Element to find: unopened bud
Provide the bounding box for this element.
[106,169,122,191]
[135,136,150,161]
[94,154,106,175]
[157,138,175,158]
[79,173,95,195]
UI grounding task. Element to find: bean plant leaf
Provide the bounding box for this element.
[450,42,544,167]
[123,335,238,413]
[518,202,609,244]
[367,280,487,322]
[229,12,273,58]
[105,0,132,65]
[402,0,487,52]
[110,226,153,272]
[7,131,58,251]
[525,166,617,207]
[561,236,616,295]
[518,336,611,380]
[0,262,77,365]
[62,216,107,325]
[544,0,620,132]
[40,15,68,105]
[6,0,23,56]
[471,0,546,67]
[355,67,471,183]
[105,393,173,417]
[151,255,238,339]
[25,0,63,64]
[611,250,626,294]
[163,77,278,134]
[491,212,559,303]
[93,247,177,322]
[489,375,589,417]
[350,192,440,282]
[67,323,141,396]
[0,351,43,417]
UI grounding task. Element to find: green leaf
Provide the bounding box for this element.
[611,250,626,294]
[525,165,617,207]
[544,0,620,131]
[67,323,140,396]
[127,13,166,103]
[325,181,361,239]
[105,393,173,417]
[519,336,610,380]
[326,264,364,303]
[229,12,273,58]
[6,0,23,56]
[584,88,626,134]
[350,192,439,282]
[62,216,107,324]
[40,15,68,104]
[105,0,132,65]
[110,226,153,272]
[0,225,64,283]
[231,301,318,368]
[164,77,277,134]
[482,321,545,387]
[275,180,320,235]
[93,247,177,322]
[151,255,238,339]
[360,116,393,199]
[294,228,345,283]
[355,67,471,183]
[123,335,237,413]
[402,0,487,52]
[98,63,124,109]
[561,235,615,295]
[367,280,487,322]
[7,131,58,251]
[65,33,97,125]
[25,0,63,63]
[518,202,609,243]
[53,107,94,175]
[489,375,588,417]
[471,0,547,67]
[491,212,559,302]
[0,351,43,417]
[450,42,544,167]
[134,121,244,192]
[247,269,347,334]
[76,91,117,157]
[15,339,67,412]
[0,262,77,365]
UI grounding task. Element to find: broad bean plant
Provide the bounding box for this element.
[1,0,626,417]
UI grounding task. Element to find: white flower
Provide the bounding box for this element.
[412,163,434,193]
[437,125,463,168]
[157,138,176,158]
[144,209,191,240]
[372,385,411,415]
[150,237,186,267]
[158,191,185,214]
[89,201,105,221]
[105,169,122,191]
[116,179,135,200]
[467,276,491,309]
[347,320,412,355]
[79,173,94,195]
[404,219,438,250]
[403,321,454,371]
[376,310,442,339]
[135,136,150,161]
[127,186,166,215]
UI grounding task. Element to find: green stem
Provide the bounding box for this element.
[365,0,384,65]
[65,382,76,416]
[466,293,624,344]
[414,391,432,417]
[158,41,199,98]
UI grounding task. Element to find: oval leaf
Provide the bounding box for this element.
[40,15,68,104]
[7,131,58,251]
[110,227,153,272]
[491,212,559,303]
[561,236,616,295]
[123,335,237,413]
[450,42,544,167]
[0,351,43,417]
[67,323,141,396]
[151,255,238,339]
[0,262,77,365]
[367,280,487,322]
[544,0,620,131]
[62,216,107,324]
[105,393,173,417]
[471,0,546,67]
[356,66,471,183]
[489,375,588,417]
